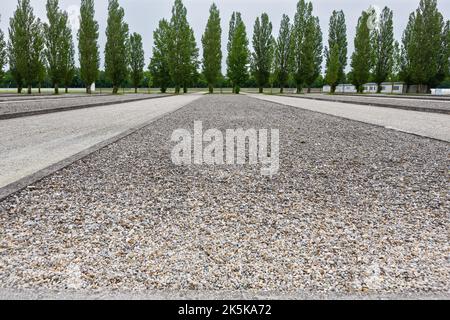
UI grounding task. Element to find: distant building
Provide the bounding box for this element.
[431,88,450,95]
[336,84,357,93]
[322,85,331,93]
[381,82,407,94]
[363,83,378,93]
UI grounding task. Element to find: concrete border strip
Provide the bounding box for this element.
[0,95,201,202]
[281,94,450,115]
[0,94,171,120]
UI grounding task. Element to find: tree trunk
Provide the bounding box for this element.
[65,87,68,94]
[183,85,187,94]
[331,84,336,94]
[55,84,59,95]
[161,87,167,94]
[208,85,213,94]
[113,86,119,94]
[38,84,41,94]
[27,85,32,94]
[259,87,263,94]
[307,87,311,94]
[18,86,22,94]
[296,84,302,94]
[86,86,91,94]
[280,86,284,94]
[175,85,180,94]
[135,87,138,94]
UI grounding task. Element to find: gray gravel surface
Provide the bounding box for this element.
[333,93,450,101]
[0,94,166,117]
[0,94,202,189]
[0,94,104,102]
[285,93,450,113]
[250,94,450,142]
[0,95,448,296]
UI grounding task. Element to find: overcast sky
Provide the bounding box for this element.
[1,0,449,72]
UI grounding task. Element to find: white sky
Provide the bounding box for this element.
[1,0,449,72]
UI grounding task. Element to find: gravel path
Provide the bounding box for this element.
[333,93,450,102]
[0,95,448,296]
[0,94,167,117]
[284,93,450,114]
[0,94,202,189]
[249,94,450,142]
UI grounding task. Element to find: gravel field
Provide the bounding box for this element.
[285,94,450,113]
[0,94,103,102]
[0,95,448,296]
[0,94,166,117]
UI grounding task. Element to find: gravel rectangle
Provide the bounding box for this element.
[0,94,169,118]
[284,94,450,114]
[0,95,448,296]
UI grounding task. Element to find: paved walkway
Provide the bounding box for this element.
[247,94,450,142]
[0,94,202,188]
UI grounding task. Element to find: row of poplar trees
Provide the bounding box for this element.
[0,0,146,94]
[0,0,448,94]
[326,0,450,93]
[150,0,323,94]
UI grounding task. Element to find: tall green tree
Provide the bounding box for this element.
[372,7,394,92]
[104,0,129,94]
[325,10,347,87]
[351,11,372,92]
[291,0,322,93]
[401,0,444,92]
[78,0,100,94]
[61,15,75,93]
[443,21,450,78]
[129,32,145,93]
[274,14,291,93]
[399,13,416,87]
[149,19,171,93]
[251,13,274,93]
[227,12,250,94]
[168,0,199,94]
[202,3,222,94]
[43,0,68,94]
[0,16,6,82]
[325,44,340,92]
[8,0,42,94]
[33,22,45,94]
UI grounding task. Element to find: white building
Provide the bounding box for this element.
[322,85,331,93]
[363,83,378,93]
[380,82,407,94]
[336,84,357,93]
[431,88,450,95]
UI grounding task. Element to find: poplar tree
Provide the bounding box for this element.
[62,15,75,93]
[251,13,274,93]
[325,44,340,93]
[351,11,372,93]
[274,14,291,93]
[291,0,322,93]
[202,3,222,94]
[8,0,42,94]
[104,0,129,94]
[226,12,250,94]
[33,22,45,94]
[372,7,394,92]
[168,0,199,94]
[325,10,347,85]
[0,16,6,82]
[401,0,444,92]
[149,19,171,93]
[78,0,100,94]
[44,0,67,94]
[129,32,145,93]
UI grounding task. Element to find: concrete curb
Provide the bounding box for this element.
[0,94,171,120]
[281,94,450,115]
[0,97,191,202]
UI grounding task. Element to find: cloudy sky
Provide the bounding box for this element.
[1,0,449,71]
